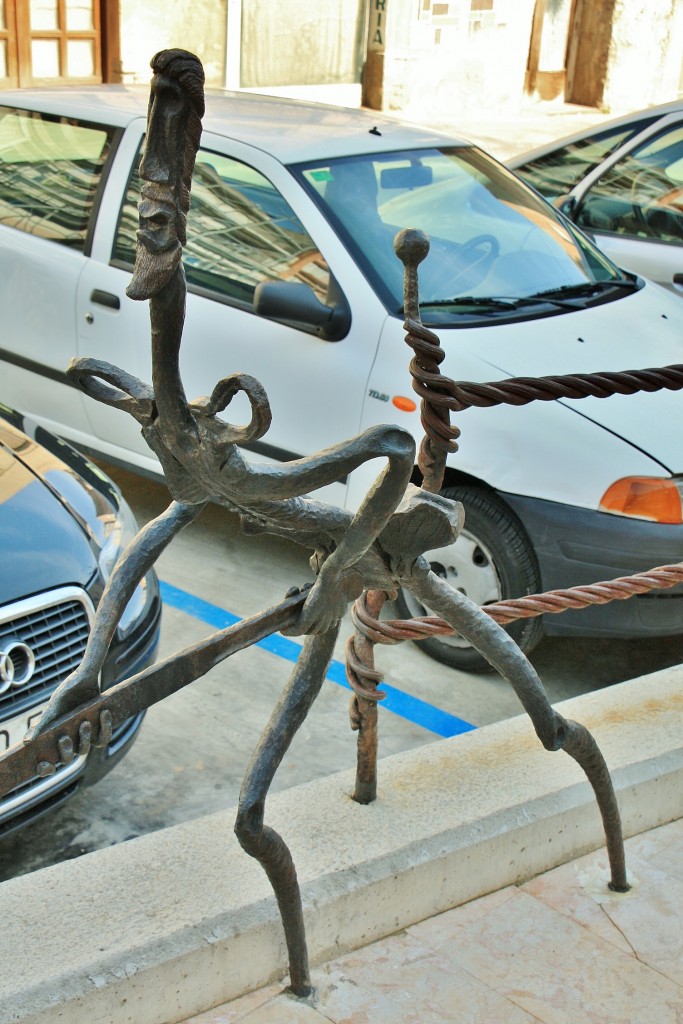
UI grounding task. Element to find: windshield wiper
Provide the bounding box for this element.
[416,294,579,313]
[531,278,639,301]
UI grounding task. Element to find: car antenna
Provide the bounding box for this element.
[369,126,381,136]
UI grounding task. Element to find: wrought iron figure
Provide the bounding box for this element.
[23,49,628,998]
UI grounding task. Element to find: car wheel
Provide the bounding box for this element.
[394,485,543,673]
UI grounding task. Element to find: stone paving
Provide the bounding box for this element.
[184,817,682,1024]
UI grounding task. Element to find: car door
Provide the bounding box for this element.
[569,115,683,294]
[76,130,387,505]
[0,104,118,439]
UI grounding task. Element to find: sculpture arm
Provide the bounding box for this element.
[29,500,205,736]
[272,425,415,634]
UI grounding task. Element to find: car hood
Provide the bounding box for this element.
[0,422,97,606]
[442,280,683,475]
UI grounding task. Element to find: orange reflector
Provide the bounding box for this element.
[392,395,417,412]
[599,477,683,524]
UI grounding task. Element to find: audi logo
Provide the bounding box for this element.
[0,641,36,694]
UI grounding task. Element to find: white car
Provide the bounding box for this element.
[509,102,683,296]
[1,87,683,671]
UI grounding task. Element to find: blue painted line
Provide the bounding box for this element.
[159,580,476,739]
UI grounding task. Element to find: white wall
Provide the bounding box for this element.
[381,0,537,118]
[119,0,227,87]
[602,0,683,112]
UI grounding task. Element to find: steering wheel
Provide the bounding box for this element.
[418,233,501,302]
[629,168,669,238]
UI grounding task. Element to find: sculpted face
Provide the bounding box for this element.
[127,72,186,300]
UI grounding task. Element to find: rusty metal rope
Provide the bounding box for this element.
[352,562,683,650]
[404,323,683,415]
[404,317,462,456]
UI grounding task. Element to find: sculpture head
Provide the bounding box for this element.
[127,49,205,300]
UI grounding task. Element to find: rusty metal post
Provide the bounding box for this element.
[347,589,387,803]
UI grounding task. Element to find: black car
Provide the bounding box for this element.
[0,406,160,834]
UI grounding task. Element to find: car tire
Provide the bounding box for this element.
[394,485,543,673]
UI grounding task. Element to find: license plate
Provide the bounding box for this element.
[0,704,47,751]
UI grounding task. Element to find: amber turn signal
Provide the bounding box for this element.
[392,396,417,412]
[599,477,683,524]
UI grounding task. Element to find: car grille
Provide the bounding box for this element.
[0,586,93,717]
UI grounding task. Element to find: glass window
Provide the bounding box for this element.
[113,147,330,308]
[29,0,59,30]
[31,38,60,77]
[515,118,660,200]
[0,107,113,250]
[66,0,94,30]
[67,38,94,77]
[576,122,683,245]
[296,147,621,323]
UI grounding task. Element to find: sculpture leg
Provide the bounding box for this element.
[235,625,340,997]
[562,719,629,891]
[407,568,628,891]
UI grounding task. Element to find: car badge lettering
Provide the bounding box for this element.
[368,389,390,402]
[0,641,36,694]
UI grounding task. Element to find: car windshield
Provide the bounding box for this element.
[295,146,625,323]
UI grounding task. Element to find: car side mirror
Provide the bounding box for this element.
[254,280,350,341]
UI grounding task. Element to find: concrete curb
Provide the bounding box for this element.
[2,667,681,1024]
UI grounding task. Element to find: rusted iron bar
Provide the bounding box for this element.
[0,589,307,799]
[346,589,387,803]
[396,230,460,490]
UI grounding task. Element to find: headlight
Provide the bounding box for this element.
[96,496,137,579]
[95,496,149,636]
[599,476,683,524]
[42,465,152,637]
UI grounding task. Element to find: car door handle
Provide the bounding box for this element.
[672,274,683,290]
[90,289,121,310]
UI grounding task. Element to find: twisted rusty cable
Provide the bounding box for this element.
[352,562,683,648]
[345,629,387,702]
[405,318,462,450]
[404,332,683,415]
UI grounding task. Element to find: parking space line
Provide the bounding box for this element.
[159,581,476,738]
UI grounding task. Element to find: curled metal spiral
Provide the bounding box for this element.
[404,317,462,453]
[352,562,683,648]
[345,630,386,702]
[403,317,461,493]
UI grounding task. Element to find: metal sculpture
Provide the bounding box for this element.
[0,49,633,999]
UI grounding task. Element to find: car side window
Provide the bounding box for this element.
[515,117,659,200]
[0,107,113,252]
[113,145,331,308]
[576,122,683,245]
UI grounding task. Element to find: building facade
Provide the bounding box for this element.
[1,0,682,117]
